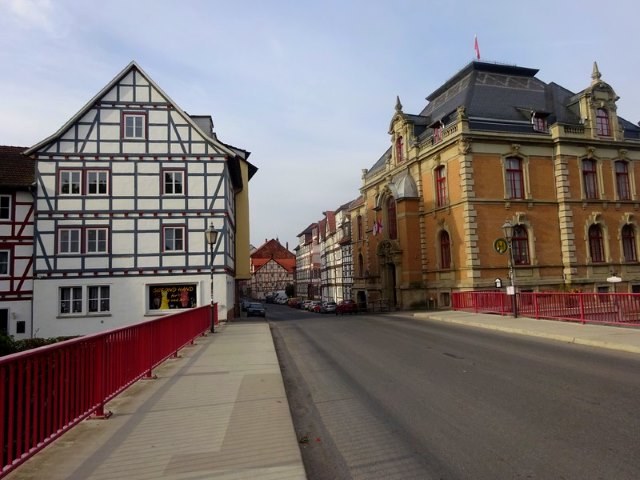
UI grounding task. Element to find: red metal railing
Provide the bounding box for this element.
[452,291,640,326]
[1,305,212,478]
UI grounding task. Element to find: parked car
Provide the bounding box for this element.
[246,302,266,317]
[321,301,337,314]
[241,298,251,311]
[336,299,358,315]
[308,300,322,312]
[302,300,312,310]
[288,298,302,308]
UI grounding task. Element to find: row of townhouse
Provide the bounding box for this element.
[296,201,354,303]
[1,62,255,339]
[295,59,640,311]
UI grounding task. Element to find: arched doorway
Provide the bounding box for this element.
[377,240,402,309]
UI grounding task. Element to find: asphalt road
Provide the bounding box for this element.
[267,304,640,480]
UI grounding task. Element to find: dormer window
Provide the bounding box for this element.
[433,123,443,143]
[531,112,548,132]
[122,112,147,139]
[595,108,610,136]
[395,136,404,163]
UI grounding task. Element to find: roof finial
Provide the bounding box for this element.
[395,95,403,113]
[591,61,601,83]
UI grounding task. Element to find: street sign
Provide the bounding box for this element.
[494,278,502,288]
[607,275,622,283]
[494,237,508,255]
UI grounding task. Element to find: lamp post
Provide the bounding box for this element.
[205,223,219,333]
[502,220,518,318]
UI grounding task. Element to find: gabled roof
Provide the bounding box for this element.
[0,146,35,189]
[297,223,316,238]
[252,257,295,274]
[24,61,237,158]
[251,238,295,260]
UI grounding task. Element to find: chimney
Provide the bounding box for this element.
[286,242,289,250]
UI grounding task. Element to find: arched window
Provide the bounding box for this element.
[395,136,404,163]
[440,231,451,269]
[357,215,363,241]
[615,161,631,200]
[358,253,364,277]
[622,224,637,262]
[435,166,447,207]
[505,157,524,199]
[596,108,611,136]
[512,225,530,265]
[582,159,598,199]
[387,197,397,240]
[588,224,605,263]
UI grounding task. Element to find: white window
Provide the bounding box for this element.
[164,171,184,195]
[88,286,110,313]
[0,196,10,219]
[60,171,82,195]
[59,228,81,254]
[87,228,108,253]
[0,251,9,275]
[123,113,145,139]
[164,226,185,251]
[87,170,108,195]
[60,287,82,315]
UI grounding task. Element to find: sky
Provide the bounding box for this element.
[2,0,640,251]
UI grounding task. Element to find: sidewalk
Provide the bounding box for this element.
[412,310,640,355]
[6,322,307,480]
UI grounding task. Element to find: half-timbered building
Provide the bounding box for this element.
[24,61,255,337]
[0,146,35,339]
[249,239,295,299]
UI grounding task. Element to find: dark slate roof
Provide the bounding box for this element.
[0,146,35,189]
[365,60,640,173]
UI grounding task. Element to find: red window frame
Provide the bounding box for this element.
[435,166,447,207]
[615,161,631,201]
[505,157,524,199]
[395,136,404,163]
[582,159,598,199]
[440,231,451,269]
[595,108,610,136]
[387,197,397,240]
[512,225,530,265]
[622,224,637,262]
[588,224,605,263]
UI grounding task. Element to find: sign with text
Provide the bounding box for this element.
[149,284,197,310]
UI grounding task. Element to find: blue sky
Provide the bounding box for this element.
[2,0,639,250]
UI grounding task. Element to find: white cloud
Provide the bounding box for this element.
[4,0,71,37]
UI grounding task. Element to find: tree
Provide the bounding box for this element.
[285,283,295,298]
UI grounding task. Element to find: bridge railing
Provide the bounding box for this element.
[1,305,212,478]
[452,291,640,326]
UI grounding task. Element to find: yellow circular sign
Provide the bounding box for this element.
[494,238,509,255]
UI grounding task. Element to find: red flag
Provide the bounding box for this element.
[474,35,480,60]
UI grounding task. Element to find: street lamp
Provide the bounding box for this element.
[205,223,219,333]
[502,220,518,318]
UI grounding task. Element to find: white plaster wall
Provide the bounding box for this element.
[33,272,233,338]
[0,300,32,339]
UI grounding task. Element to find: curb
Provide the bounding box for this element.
[414,314,640,355]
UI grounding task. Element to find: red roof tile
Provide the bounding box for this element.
[0,146,35,188]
